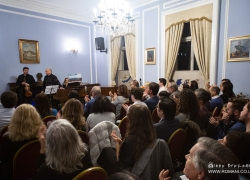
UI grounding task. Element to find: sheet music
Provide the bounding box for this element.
[45,85,59,94]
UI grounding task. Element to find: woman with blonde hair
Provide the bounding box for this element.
[62,77,69,88]
[0,104,43,179]
[62,98,86,131]
[36,119,93,179]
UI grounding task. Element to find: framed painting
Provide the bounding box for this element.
[145,48,156,64]
[19,39,40,64]
[227,35,250,61]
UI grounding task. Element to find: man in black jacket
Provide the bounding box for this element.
[16,67,35,105]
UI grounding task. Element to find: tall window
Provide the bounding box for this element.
[118,36,128,70]
[176,22,199,71]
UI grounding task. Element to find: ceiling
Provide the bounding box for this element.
[0,0,155,22]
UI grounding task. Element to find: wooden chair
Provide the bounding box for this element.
[77,130,89,145]
[118,116,129,140]
[72,167,107,180]
[212,107,220,117]
[42,115,57,127]
[167,129,186,162]
[151,108,160,123]
[119,101,133,120]
[0,125,9,145]
[13,139,40,180]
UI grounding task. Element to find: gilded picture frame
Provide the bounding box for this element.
[19,39,40,64]
[227,35,250,62]
[145,48,156,64]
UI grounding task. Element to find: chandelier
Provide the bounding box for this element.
[93,0,135,36]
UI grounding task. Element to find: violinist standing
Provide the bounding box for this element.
[16,67,35,106]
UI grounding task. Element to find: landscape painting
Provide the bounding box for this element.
[19,39,40,63]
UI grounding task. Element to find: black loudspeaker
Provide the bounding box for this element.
[95,37,105,50]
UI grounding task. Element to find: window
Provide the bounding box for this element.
[176,22,199,71]
[118,36,128,70]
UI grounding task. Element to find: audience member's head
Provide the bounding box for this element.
[239,102,250,127]
[45,119,88,173]
[179,89,200,122]
[62,98,85,130]
[220,81,235,98]
[68,90,80,100]
[227,97,247,120]
[108,171,140,180]
[221,78,231,84]
[195,88,211,107]
[180,83,190,91]
[184,137,239,180]
[157,97,176,120]
[117,85,130,98]
[167,82,178,93]
[91,86,101,97]
[91,95,114,113]
[126,105,156,161]
[147,82,159,96]
[158,91,170,98]
[158,78,167,87]
[35,93,52,118]
[190,80,199,91]
[130,80,139,89]
[209,86,220,97]
[130,87,144,101]
[8,104,43,141]
[0,91,18,108]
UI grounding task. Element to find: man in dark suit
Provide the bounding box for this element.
[144,82,159,112]
[209,86,224,112]
[16,67,35,105]
[154,97,180,142]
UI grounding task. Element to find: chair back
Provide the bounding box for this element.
[151,108,160,123]
[72,167,107,180]
[0,125,9,145]
[119,101,133,120]
[118,116,129,140]
[212,107,220,117]
[78,130,89,145]
[42,115,57,127]
[13,139,40,180]
[167,129,186,162]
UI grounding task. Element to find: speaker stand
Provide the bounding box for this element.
[100,48,108,54]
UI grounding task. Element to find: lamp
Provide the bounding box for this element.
[93,0,135,37]
[71,48,78,54]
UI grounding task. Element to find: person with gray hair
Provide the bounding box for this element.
[183,137,239,180]
[167,82,178,94]
[36,119,93,180]
[84,86,101,118]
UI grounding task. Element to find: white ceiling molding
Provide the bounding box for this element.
[132,0,159,10]
[163,0,195,10]
[133,12,140,19]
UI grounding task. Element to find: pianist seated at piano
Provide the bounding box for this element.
[62,78,69,89]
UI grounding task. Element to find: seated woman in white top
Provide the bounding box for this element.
[110,85,129,120]
[86,95,116,132]
[122,87,147,113]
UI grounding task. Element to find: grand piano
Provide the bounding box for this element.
[53,83,117,105]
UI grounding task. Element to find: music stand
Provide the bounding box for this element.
[45,85,59,101]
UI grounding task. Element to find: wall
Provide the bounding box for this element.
[0,5,94,95]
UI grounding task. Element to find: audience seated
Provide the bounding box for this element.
[35,93,57,118]
[219,131,250,179]
[182,137,239,180]
[97,105,174,177]
[154,97,180,142]
[84,86,101,118]
[158,91,170,98]
[142,82,150,100]
[122,87,147,113]
[167,81,178,94]
[86,95,115,132]
[220,80,235,104]
[209,86,224,112]
[129,80,140,101]
[0,104,43,179]
[189,80,199,91]
[175,89,200,124]
[179,83,190,91]
[158,78,167,94]
[144,82,159,112]
[0,91,17,130]
[209,97,247,139]
[239,102,250,132]
[108,171,140,180]
[36,119,93,180]
[110,85,129,120]
[68,90,80,100]
[62,98,86,131]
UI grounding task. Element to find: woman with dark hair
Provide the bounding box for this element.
[36,119,93,179]
[97,105,174,177]
[110,85,129,120]
[35,93,57,118]
[86,95,115,132]
[175,89,200,124]
[189,80,199,91]
[62,98,86,131]
[220,81,235,103]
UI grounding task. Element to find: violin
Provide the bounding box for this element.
[24,86,32,97]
